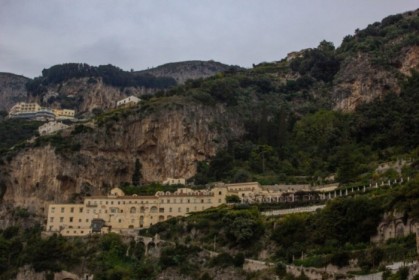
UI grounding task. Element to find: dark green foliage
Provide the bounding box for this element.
[380,177,419,219]
[33,134,81,155]
[221,208,265,246]
[26,63,176,96]
[290,41,340,82]
[206,77,241,106]
[312,197,382,244]
[354,71,419,151]
[71,124,93,135]
[207,151,235,181]
[233,252,245,267]
[0,119,42,155]
[159,244,201,275]
[25,234,79,272]
[226,195,241,203]
[338,11,419,67]
[199,272,213,280]
[275,262,287,276]
[209,252,234,268]
[194,70,418,184]
[330,251,349,267]
[272,196,383,263]
[132,158,142,186]
[146,206,265,253]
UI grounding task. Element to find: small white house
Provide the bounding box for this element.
[116,96,141,108]
[38,121,69,136]
[162,178,186,185]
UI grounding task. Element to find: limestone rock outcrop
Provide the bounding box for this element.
[332,54,401,112]
[0,73,29,111]
[0,102,244,220]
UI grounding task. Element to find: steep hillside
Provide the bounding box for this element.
[0,9,418,226]
[136,60,243,84]
[0,98,245,218]
[332,9,419,111]
[25,63,177,116]
[0,73,29,111]
[28,76,147,116]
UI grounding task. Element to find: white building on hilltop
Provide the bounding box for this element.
[116,96,141,108]
[163,178,186,185]
[38,121,69,136]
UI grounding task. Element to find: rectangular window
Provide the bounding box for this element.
[51,207,55,213]
[70,207,74,213]
[50,217,54,222]
[61,207,64,213]
[69,217,73,222]
[169,208,172,213]
[60,217,64,222]
[79,207,83,213]
[186,208,189,213]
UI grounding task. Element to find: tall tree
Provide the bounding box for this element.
[132,159,142,186]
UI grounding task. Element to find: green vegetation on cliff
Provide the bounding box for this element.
[26,63,177,96]
[192,71,419,185]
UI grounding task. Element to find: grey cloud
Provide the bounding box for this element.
[0,0,417,77]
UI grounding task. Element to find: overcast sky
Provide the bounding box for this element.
[1,0,417,78]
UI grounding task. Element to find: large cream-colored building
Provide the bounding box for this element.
[46,186,228,236]
[8,102,75,121]
[45,181,336,237]
[9,102,41,114]
[52,109,75,120]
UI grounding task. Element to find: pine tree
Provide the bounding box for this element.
[132,158,142,186]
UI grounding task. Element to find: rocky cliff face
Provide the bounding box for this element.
[399,45,419,76]
[0,101,244,218]
[136,60,242,84]
[332,54,402,112]
[28,77,154,116]
[0,73,29,111]
[331,9,419,112]
[332,44,419,112]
